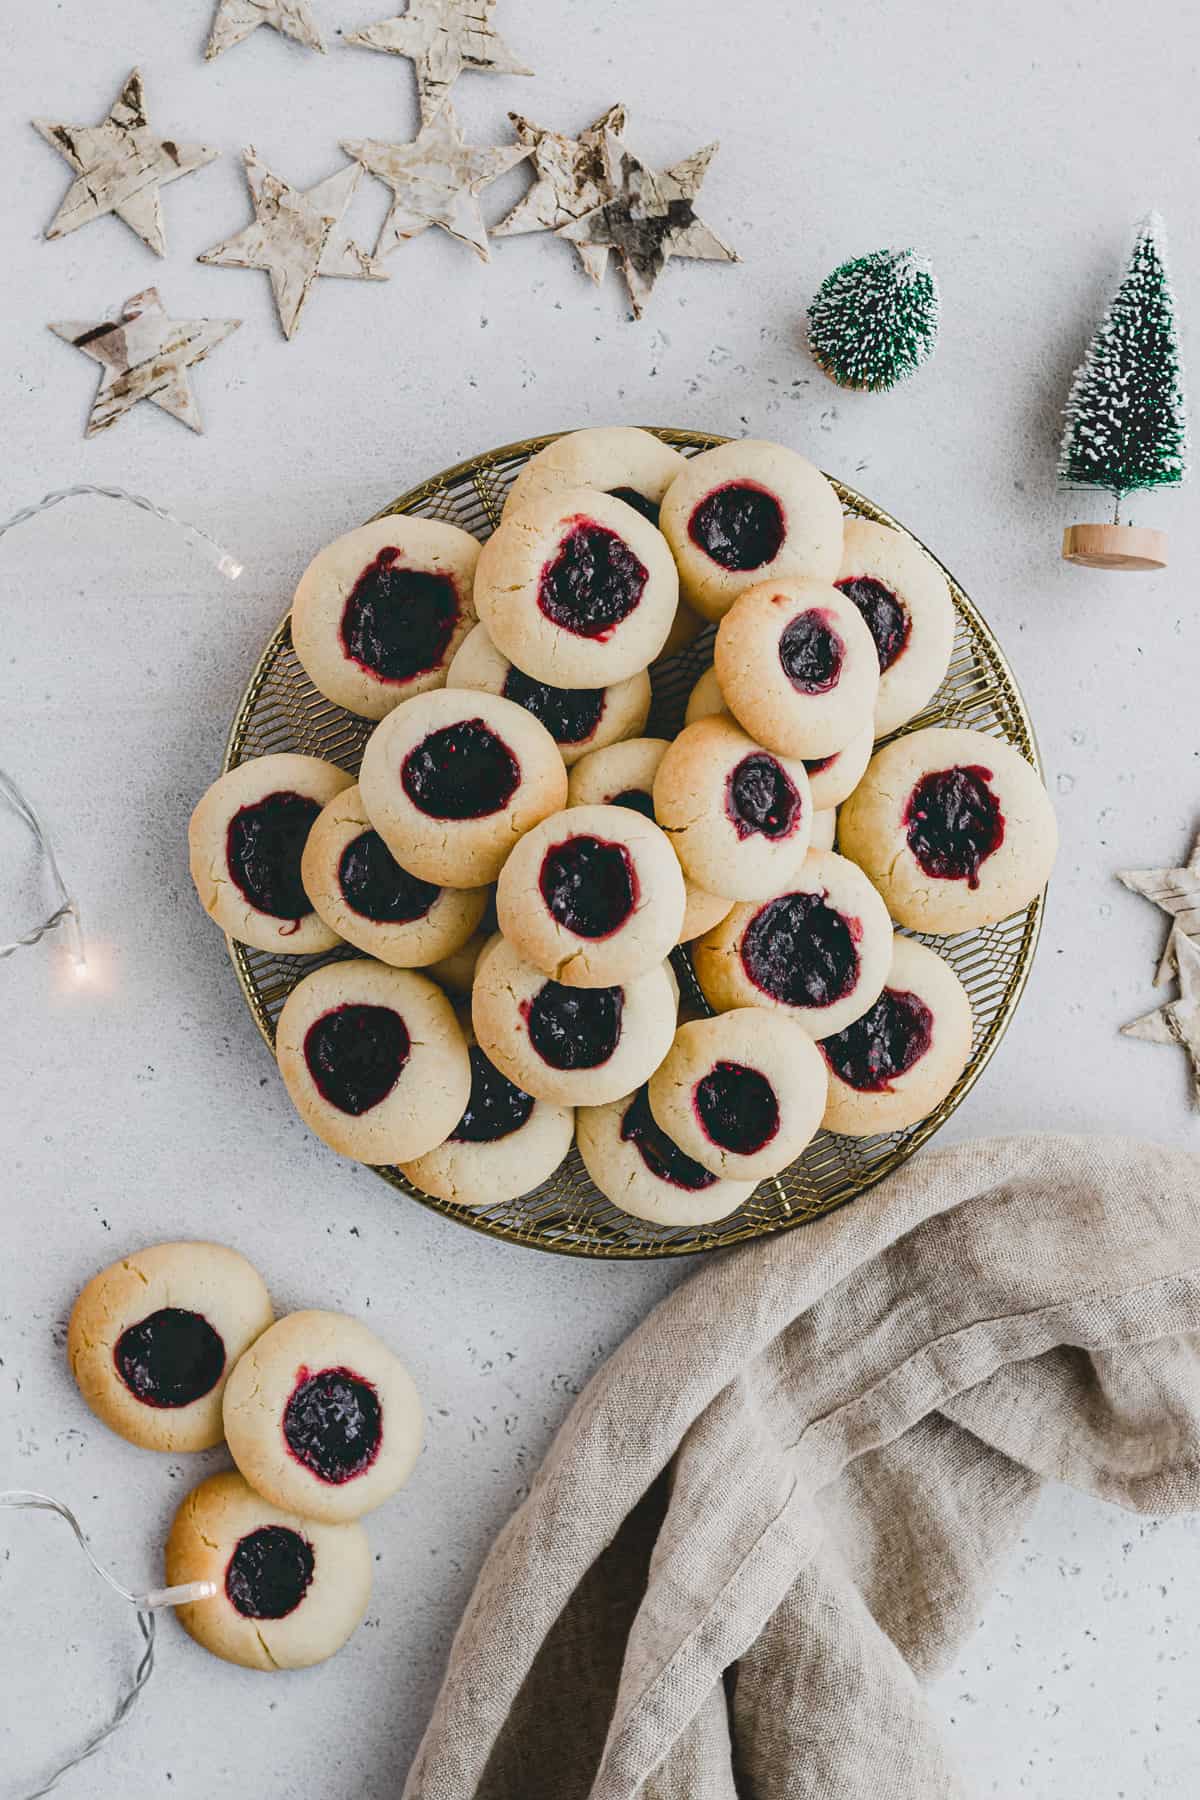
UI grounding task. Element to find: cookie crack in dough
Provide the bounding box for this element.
[255,1629,281,1670]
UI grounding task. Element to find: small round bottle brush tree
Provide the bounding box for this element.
[807,247,939,392]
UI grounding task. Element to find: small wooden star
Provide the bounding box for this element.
[343,105,531,262]
[1118,829,1200,985]
[1122,928,1200,1108]
[560,135,738,319]
[34,69,219,258]
[206,0,326,58]
[492,104,627,283]
[345,0,531,123]
[50,288,241,437]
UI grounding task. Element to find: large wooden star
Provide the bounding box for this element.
[1123,928,1200,1108]
[34,69,219,257]
[343,105,531,262]
[492,104,627,283]
[206,0,326,58]
[345,0,531,123]
[50,288,241,438]
[1118,829,1200,985]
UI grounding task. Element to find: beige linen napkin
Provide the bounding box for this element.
[404,1135,1200,1799]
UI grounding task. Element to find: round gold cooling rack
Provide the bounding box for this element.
[222,428,1044,1259]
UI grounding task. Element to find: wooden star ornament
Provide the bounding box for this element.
[50,288,241,437]
[1118,829,1200,984]
[206,0,326,58]
[343,104,531,262]
[1122,929,1200,1107]
[346,0,531,123]
[492,104,627,283]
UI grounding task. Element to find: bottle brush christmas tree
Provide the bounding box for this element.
[1059,213,1188,571]
[807,247,939,392]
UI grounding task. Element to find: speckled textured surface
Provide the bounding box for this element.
[2,2,1198,1795]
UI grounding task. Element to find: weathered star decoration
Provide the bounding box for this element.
[1122,928,1200,1108]
[343,104,531,262]
[50,288,241,438]
[34,68,219,258]
[346,0,531,124]
[492,104,627,283]
[561,134,738,319]
[1118,830,1200,984]
[206,0,326,58]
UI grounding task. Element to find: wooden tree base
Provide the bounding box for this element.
[1062,523,1168,570]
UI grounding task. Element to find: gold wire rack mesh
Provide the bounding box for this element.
[223,429,1044,1259]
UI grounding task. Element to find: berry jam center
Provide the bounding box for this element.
[401,719,520,820]
[778,608,846,694]
[524,982,624,1069]
[450,1045,535,1144]
[836,576,911,671]
[338,830,439,924]
[611,787,656,821]
[539,835,638,939]
[694,1061,780,1155]
[688,482,785,571]
[620,1088,717,1191]
[805,753,836,776]
[502,666,605,745]
[741,891,860,1009]
[537,521,648,639]
[226,790,319,922]
[304,1003,410,1116]
[340,548,459,683]
[607,486,661,527]
[821,987,934,1093]
[904,765,1005,890]
[114,1308,225,1409]
[726,754,804,842]
[225,1526,314,1620]
[283,1366,383,1484]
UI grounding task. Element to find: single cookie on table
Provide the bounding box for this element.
[223,1310,423,1525]
[835,519,955,736]
[811,808,837,851]
[496,803,686,987]
[166,1472,371,1671]
[820,934,973,1136]
[401,1034,573,1206]
[275,958,470,1164]
[803,722,873,809]
[659,439,844,622]
[684,665,727,726]
[714,578,879,759]
[446,622,650,767]
[647,1008,828,1181]
[68,1242,273,1453]
[358,688,567,888]
[473,488,679,688]
[189,754,353,954]
[652,716,814,902]
[693,849,893,1039]
[501,425,686,527]
[291,516,480,721]
[838,728,1058,932]
[472,933,677,1106]
[577,1087,754,1228]
[301,786,488,968]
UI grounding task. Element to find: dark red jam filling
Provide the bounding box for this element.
[619,1088,717,1191]
[523,982,624,1069]
[502,666,605,745]
[904,766,1004,890]
[694,1061,780,1155]
[338,830,439,924]
[226,790,320,922]
[778,608,846,694]
[304,1003,410,1115]
[611,787,656,821]
[339,548,458,683]
[835,576,911,671]
[537,521,648,639]
[114,1308,225,1409]
[225,1526,314,1620]
[283,1366,383,1484]
[688,482,785,571]
[741,891,860,1009]
[401,719,520,820]
[539,835,638,939]
[450,1045,535,1144]
[726,754,804,842]
[821,987,934,1093]
[607,486,661,527]
[805,753,837,776]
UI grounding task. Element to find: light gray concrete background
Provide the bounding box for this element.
[2,1,1198,1794]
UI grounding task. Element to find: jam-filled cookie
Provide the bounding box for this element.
[684,666,727,726]
[659,439,844,622]
[472,933,677,1106]
[838,728,1058,932]
[694,849,893,1039]
[576,1088,754,1228]
[835,519,955,736]
[189,754,353,954]
[496,803,686,987]
[647,1009,828,1181]
[223,1309,423,1524]
[501,425,686,528]
[714,578,879,759]
[473,488,679,688]
[446,623,650,767]
[820,934,973,1136]
[652,716,814,902]
[166,1472,371,1671]
[275,958,470,1164]
[291,516,481,721]
[803,722,873,809]
[68,1242,273,1453]
[401,1034,573,1206]
[358,688,567,888]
